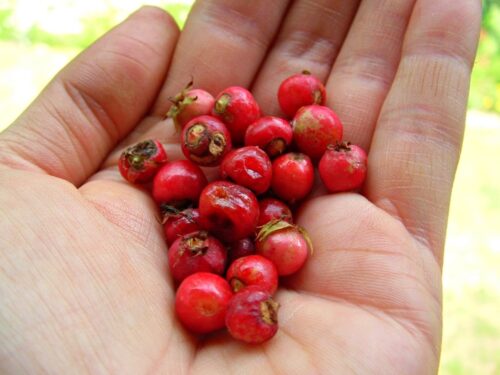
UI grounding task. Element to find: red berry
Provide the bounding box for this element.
[168,231,227,283]
[213,86,260,144]
[292,105,343,161]
[256,220,311,276]
[244,116,293,158]
[220,146,272,195]
[278,71,326,118]
[118,139,167,183]
[225,287,279,344]
[167,81,215,130]
[257,198,293,227]
[226,255,278,295]
[163,208,202,247]
[199,181,259,243]
[181,115,232,167]
[271,153,314,203]
[175,272,232,334]
[227,238,256,264]
[319,142,367,192]
[152,160,208,207]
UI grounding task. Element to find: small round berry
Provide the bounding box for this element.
[257,198,293,227]
[226,255,278,294]
[118,139,167,183]
[181,115,232,166]
[278,71,326,118]
[152,160,208,208]
[220,146,272,195]
[271,153,314,203]
[199,181,259,243]
[292,105,343,161]
[163,208,202,247]
[227,238,256,264]
[244,116,293,158]
[319,142,367,192]
[225,287,279,344]
[175,273,232,334]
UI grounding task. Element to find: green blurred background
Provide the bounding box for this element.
[0,1,498,373]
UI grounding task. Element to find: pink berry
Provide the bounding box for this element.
[226,255,278,295]
[118,139,167,184]
[278,71,326,118]
[181,115,232,167]
[152,160,208,207]
[163,208,202,247]
[257,198,293,227]
[213,86,260,144]
[199,181,259,243]
[227,238,256,264]
[256,220,311,276]
[175,272,232,334]
[292,105,343,161]
[220,146,272,195]
[271,153,314,203]
[319,142,368,192]
[225,286,279,344]
[244,116,293,158]
[168,231,227,283]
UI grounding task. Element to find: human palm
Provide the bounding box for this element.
[0,1,480,374]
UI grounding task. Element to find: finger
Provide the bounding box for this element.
[251,0,360,115]
[325,0,416,150]
[152,0,291,116]
[0,7,179,185]
[366,0,481,261]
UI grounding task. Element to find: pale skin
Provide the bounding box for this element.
[0,1,481,374]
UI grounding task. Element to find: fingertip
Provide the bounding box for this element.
[131,5,181,34]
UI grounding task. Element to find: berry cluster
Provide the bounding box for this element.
[118,71,367,344]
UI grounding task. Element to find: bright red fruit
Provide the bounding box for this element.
[199,181,259,243]
[319,142,367,192]
[213,86,260,144]
[175,273,232,334]
[181,115,232,166]
[227,238,255,264]
[152,160,208,207]
[225,287,279,344]
[256,220,311,276]
[220,146,272,195]
[292,105,343,161]
[278,71,326,118]
[167,82,215,130]
[257,198,293,227]
[244,116,293,158]
[168,231,227,283]
[118,139,167,183]
[163,208,202,247]
[271,153,314,203]
[226,255,278,295]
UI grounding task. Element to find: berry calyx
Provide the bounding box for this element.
[244,116,293,158]
[118,139,167,183]
[271,152,314,203]
[226,255,278,294]
[257,198,293,227]
[278,71,326,118]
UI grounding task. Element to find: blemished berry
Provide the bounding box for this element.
[226,255,278,295]
[256,220,311,276]
[227,238,256,264]
[220,146,272,195]
[292,105,343,161]
[118,139,167,183]
[166,81,215,130]
[225,286,279,344]
[244,116,293,158]
[199,181,259,243]
[163,208,202,247]
[213,86,260,144]
[168,231,227,283]
[175,272,232,334]
[278,71,326,118]
[152,160,208,208]
[182,115,232,167]
[271,153,314,203]
[319,142,368,192]
[257,198,293,227]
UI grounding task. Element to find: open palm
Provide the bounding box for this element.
[0,1,481,374]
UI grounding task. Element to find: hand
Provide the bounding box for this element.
[0,1,481,374]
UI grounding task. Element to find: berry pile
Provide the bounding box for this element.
[118,71,367,344]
